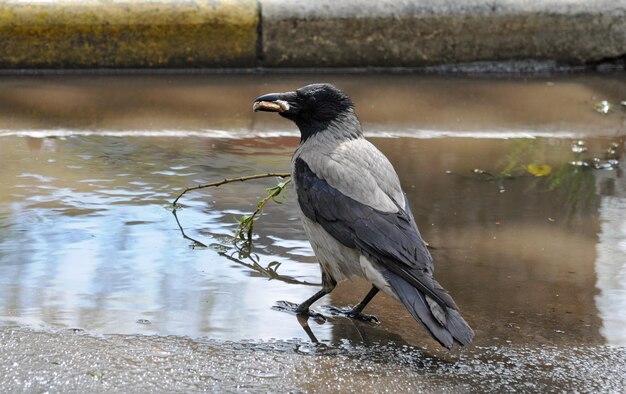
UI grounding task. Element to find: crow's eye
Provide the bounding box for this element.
[306,96,317,107]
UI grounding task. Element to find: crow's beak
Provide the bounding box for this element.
[253,92,291,113]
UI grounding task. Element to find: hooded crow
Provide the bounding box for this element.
[253,83,474,349]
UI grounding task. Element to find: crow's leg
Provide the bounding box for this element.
[351,285,380,315]
[273,272,336,323]
[322,286,380,324]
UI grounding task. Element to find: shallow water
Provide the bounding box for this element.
[0,73,625,391]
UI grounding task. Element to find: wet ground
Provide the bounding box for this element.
[0,73,625,392]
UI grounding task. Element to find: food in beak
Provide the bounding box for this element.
[253,100,290,112]
[253,101,283,112]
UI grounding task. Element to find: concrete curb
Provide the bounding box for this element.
[0,0,624,69]
[261,0,626,67]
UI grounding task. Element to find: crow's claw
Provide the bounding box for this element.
[321,305,380,325]
[272,300,326,324]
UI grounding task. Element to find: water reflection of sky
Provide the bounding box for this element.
[0,135,328,341]
[0,133,625,347]
[594,158,626,345]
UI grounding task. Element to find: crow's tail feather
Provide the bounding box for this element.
[386,271,474,349]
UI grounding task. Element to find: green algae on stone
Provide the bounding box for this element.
[0,0,258,68]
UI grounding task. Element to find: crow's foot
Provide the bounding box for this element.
[272,300,326,324]
[320,305,380,325]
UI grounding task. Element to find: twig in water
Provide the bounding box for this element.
[172,173,291,208]
[220,251,319,286]
[171,172,308,283]
[172,208,208,249]
[234,178,292,242]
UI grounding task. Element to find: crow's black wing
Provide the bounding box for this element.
[294,158,458,310]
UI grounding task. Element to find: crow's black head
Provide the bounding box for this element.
[253,83,357,142]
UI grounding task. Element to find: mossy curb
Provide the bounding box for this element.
[0,0,258,68]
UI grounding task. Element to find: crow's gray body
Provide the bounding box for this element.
[292,112,400,295]
[254,83,474,349]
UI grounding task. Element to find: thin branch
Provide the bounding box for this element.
[172,173,291,208]
[172,204,318,286]
[220,252,320,286]
[172,208,208,248]
[234,178,292,241]
[170,172,317,285]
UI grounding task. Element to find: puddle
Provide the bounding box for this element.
[0,73,625,391]
[2,133,624,346]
